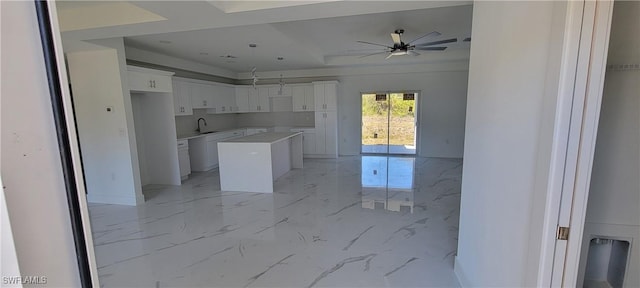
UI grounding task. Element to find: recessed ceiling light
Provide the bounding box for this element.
[277,57,284,60]
[159,40,172,44]
[200,52,209,56]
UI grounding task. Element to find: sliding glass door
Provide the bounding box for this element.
[361,92,417,155]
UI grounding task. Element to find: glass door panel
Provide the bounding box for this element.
[361,93,389,154]
[389,93,417,155]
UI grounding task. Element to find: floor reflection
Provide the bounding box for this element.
[361,156,415,213]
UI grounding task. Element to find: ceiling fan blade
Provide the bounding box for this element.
[385,53,394,60]
[357,40,392,48]
[342,48,388,56]
[391,33,402,45]
[359,51,390,58]
[407,50,420,56]
[407,31,441,44]
[416,46,447,51]
[417,38,458,46]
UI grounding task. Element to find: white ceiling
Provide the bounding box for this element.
[57,1,472,73]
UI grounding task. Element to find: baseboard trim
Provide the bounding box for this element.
[87,193,137,206]
[454,256,471,288]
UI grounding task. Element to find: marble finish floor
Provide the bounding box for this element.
[89,156,462,287]
[361,145,416,155]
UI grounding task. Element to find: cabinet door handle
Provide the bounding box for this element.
[149,80,153,88]
[152,80,156,88]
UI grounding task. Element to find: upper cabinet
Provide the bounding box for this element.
[172,78,193,116]
[127,66,173,93]
[235,86,250,113]
[314,81,338,111]
[191,83,214,109]
[169,77,337,115]
[218,85,236,113]
[268,86,292,97]
[292,84,314,112]
[247,86,270,112]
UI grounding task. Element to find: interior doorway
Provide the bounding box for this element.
[361,92,418,155]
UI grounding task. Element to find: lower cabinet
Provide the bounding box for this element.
[290,128,317,156]
[314,111,338,158]
[189,130,248,172]
[303,132,316,154]
[206,138,219,169]
[177,140,191,180]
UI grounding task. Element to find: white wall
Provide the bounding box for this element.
[131,45,470,158]
[586,0,640,227]
[131,92,181,186]
[67,48,142,205]
[337,71,468,157]
[579,2,640,286]
[236,111,315,129]
[131,94,151,186]
[1,1,80,286]
[235,70,469,157]
[455,1,568,286]
[175,110,239,137]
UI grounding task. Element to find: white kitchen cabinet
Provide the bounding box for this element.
[314,81,338,111]
[290,128,316,155]
[191,83,215,109]
[314,111,338,158]
[172,79,193,116]
[208,84,235,114]
[248,86,270,112]
[303,132,316,154]
[177,140,191,180]
[205,138,219,168]
[189,130,248,171]
[269,86,292,97]
[292,84,315,112]
[127,66,174,93]
[219,85,236,113]
[235,86,250,112]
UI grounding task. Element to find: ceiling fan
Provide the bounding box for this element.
[357,29,459,59]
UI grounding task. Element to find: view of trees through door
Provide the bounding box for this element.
[362,92,417,155]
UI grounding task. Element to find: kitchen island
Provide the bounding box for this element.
[218,132,303,193]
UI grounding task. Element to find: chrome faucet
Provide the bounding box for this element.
[197,118,207,133]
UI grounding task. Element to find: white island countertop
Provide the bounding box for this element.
[218,131,304,193]
[219,132,302,144]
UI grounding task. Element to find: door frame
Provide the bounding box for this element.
[359,90,421,156]
[538,0,615,286]
[36,1,100,287]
